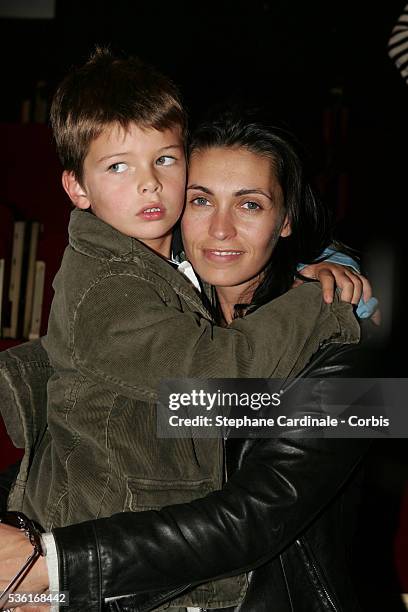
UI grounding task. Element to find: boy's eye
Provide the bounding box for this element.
[241,201,261,211]
[108,162,128,173]
[192,196,210,206]
[156,155,176,166]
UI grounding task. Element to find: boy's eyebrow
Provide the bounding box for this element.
[97,144,183,163]
[159,144,184,151]
[187,184,214,195]
[98,151,132,163]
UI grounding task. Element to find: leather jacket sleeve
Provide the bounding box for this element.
[0,461,21,512]
[53,341,374,612]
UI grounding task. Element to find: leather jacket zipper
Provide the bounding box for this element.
[223,436,228,484]
[295,538,339,611]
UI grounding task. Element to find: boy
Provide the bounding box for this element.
[3,48,362,610]
[10,47,350,526]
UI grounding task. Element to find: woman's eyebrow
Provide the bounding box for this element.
[234,188,273,201]
[187,184,213,195]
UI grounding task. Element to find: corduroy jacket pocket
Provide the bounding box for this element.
[125,476,214,511]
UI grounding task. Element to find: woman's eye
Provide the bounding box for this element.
[241,201,261,211]
[108,162,128,174]
[156,155,176,166]
[192,196,210,206]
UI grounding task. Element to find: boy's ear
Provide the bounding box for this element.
[62,171,91,209]
[280,214,292,238]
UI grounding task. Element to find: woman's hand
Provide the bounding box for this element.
[13,607,49,612]
[0,523,49,605]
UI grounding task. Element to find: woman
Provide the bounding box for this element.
[0,113,374,611]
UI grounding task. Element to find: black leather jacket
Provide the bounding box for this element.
[39,341,373,612]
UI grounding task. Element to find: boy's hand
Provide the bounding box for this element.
[0,523,49,605]
[296,261,382,325]
[296,261,369,304]
[296,262,381,325]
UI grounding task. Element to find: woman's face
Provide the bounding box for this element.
[181,146,291,293]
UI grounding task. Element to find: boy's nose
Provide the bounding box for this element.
[138,170,161,194]
[208,210,237,240]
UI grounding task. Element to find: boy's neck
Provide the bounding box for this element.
[83,209,174,259]
[138,234,172,259]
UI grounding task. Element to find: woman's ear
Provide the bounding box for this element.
[280,214,292,238]
[62,171,90,209]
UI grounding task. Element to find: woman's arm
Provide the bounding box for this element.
[46,341,372,612]
[0,339,373,610]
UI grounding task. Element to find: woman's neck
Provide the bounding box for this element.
[215,283,256,324]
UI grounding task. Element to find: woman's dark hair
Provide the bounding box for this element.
[188,108,334,316]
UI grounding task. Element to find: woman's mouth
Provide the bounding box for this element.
[203,249,244,263]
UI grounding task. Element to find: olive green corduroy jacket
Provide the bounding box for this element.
[3,209,359,610]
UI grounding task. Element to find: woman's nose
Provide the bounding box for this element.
[208,209,237,240]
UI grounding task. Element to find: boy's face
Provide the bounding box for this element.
[63,123,186,258]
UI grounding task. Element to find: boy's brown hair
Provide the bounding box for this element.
[50,47,187,182]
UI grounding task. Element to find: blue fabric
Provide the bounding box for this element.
[319,247,360,272]
[355,296,379,319]
[298,248,378,319]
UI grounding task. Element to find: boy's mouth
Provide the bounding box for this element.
[138,204,165,220]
